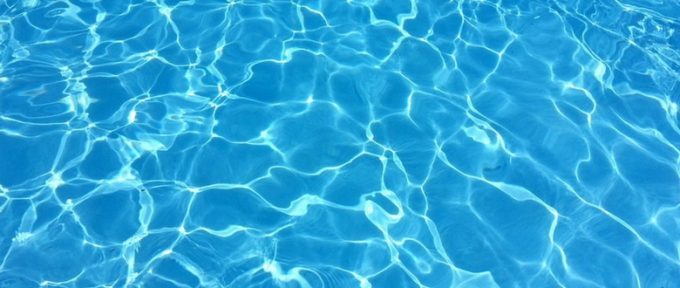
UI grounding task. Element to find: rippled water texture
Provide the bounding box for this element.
[1,0,680,287]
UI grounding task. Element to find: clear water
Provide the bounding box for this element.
[1,0,679,287]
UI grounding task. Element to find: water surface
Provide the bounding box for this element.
[1,0,679,287]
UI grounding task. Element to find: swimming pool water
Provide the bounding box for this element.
[1,0,679,287]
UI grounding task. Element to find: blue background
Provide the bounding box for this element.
[1,0,679,287]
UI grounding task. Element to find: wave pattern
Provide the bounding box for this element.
[1,0,679,287]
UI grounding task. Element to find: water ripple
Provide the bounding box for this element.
[1,0,679,287]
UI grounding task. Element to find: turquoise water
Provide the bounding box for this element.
[1,0,679,287]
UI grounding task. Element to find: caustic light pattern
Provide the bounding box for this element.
[1,0,679,287]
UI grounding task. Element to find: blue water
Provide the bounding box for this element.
[1,0,679,287]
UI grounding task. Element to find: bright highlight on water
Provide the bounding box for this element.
[1,0,679,287]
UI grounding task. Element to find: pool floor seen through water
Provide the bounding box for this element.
[0,0,679,287]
